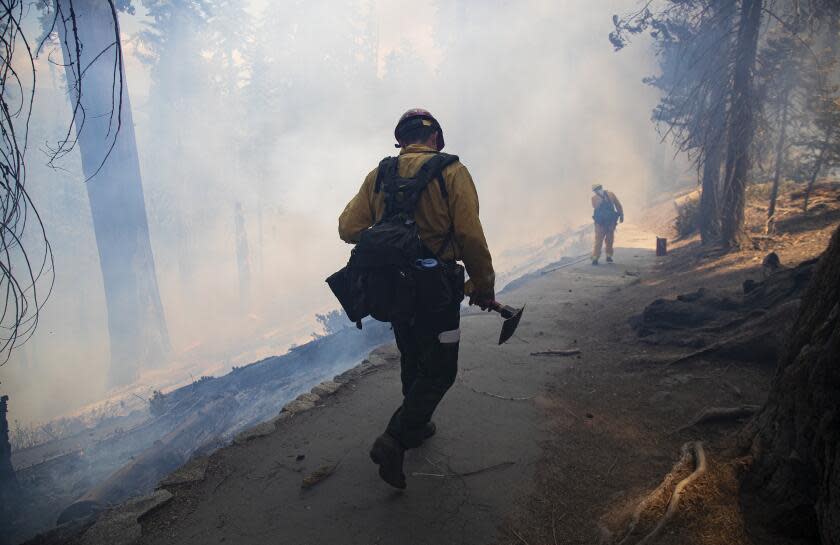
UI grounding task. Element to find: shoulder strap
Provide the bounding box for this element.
[373,153,460,220]
[603,191,617,212]
[373,153,459,197]
[596,190,614,210]
[416,153,459,200]
[374,156,398,194]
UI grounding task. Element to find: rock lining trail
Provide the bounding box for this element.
[124,241,658,545]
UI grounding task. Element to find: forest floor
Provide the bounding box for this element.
[28,180,840,545]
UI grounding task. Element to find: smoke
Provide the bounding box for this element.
[2,0,681,425]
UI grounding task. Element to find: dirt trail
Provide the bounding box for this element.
[125,227,659,545]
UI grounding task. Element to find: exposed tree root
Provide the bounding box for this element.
[608,442,707,545]
[636,442,707,545]
[675,405,759,433]
[666,344,721,366]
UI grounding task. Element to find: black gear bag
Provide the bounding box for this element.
[327,153,460,324]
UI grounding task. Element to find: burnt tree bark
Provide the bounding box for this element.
[57,0,170,385]
[719,0,763,249]
[744,225,840,542]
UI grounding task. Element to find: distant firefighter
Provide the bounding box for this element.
[591,184,624,265]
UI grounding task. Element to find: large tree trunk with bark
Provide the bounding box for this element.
[699,0,734,245]
[743,225,840,542]
[719,0,763,249]
[57,0,170,385]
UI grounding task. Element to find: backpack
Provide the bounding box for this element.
[327,152,460,324]
[593,191,620,226]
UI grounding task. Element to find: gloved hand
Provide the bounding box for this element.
[469,291,495,311]
[619,215,625,224]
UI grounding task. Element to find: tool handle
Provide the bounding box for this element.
[490,301,517,319]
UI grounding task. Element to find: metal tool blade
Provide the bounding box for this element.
[498,305,525,345]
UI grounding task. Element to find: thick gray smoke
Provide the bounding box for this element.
[4,0,680,426]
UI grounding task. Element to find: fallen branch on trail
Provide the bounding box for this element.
[460,380,535,401]
[301,462,339,490]
[541,254,592,275]
[411,461,515,479]
[530,349,581,357]
[675,405,759,433]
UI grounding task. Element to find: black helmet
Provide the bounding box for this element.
[394,108,445,150]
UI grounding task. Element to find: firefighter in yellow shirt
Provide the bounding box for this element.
[338,109,495,488]
[591,183,624,265]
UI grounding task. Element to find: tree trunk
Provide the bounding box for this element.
[699,0,735,245]
[803,132,830,212]
[766,85,790,233]
[802,9,839,213]
[699,105,725,244]
[0,396,18,545]
[719,0,763,249]
[234,202,251,312]
[744,225,840,542]
[57,0,170,385]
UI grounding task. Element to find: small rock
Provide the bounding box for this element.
[311,381,341,397]
[297,392,321,404]
[80,490,172,545]
[234,420,277,445]
[282,399,316,414]
[160,456,209,486]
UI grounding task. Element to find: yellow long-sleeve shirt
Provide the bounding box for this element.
[338,144,495,298]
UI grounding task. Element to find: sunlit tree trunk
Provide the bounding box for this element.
[720,0,763,249]
[57,0,170,385]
